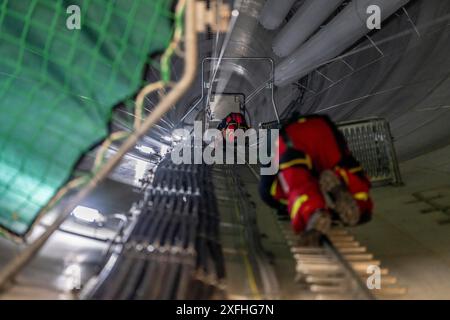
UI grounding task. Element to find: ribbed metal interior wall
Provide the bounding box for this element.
[173,0,450,162]
[283,0,450,161]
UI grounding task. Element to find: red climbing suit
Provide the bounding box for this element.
[260,115,373,233]
[217,112,249,142]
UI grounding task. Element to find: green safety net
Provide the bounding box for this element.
[0,0,174,237]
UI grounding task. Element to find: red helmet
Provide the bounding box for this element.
[217,112,249,131]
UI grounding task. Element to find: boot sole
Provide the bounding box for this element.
[306,211,332,235]
[319,170,360,226]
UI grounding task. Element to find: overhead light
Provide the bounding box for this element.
[162,135,172,142]
[134,159,149,185]
[172,132,188,142]
[160,145,169,156]
[72,206,105,224]
[172,133,182,142]
[64,263,81,291]
[136,145,155,154]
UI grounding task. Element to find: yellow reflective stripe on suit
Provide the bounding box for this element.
[279,154,312,171]
[290,195,309,220]
[349,166,363,173]
[270,179,278,197]
[270,179,288,205]
[353,192,369,201]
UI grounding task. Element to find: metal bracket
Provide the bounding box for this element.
[196,0,231,33]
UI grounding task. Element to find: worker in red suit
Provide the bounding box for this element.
[259,114,373,236]
[217,112,249,142]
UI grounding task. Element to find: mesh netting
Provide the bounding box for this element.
[0,0,174,237]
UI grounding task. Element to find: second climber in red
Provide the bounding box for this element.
[217,112,249,142]
[259,114,373,235]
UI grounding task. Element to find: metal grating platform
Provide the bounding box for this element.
[338,117,402,186]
